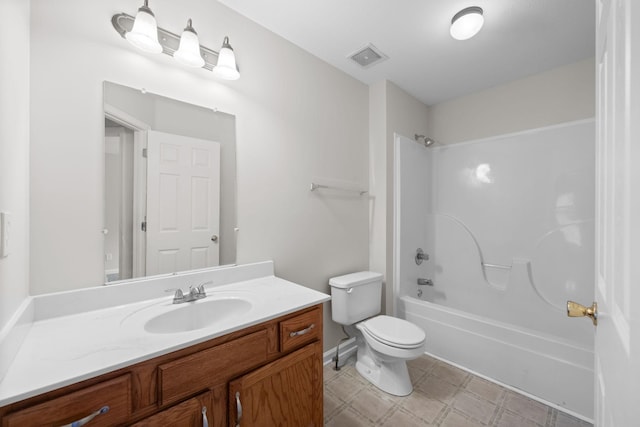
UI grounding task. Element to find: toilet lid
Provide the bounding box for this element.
[360,315,426,349]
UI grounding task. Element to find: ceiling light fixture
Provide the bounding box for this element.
[112,2,241,80]
[450,6,484,41]
[174,19,205,68]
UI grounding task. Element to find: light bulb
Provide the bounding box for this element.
[213,37,240,80]
[174,19,205,68]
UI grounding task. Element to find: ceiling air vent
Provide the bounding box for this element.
[348,44,388,69]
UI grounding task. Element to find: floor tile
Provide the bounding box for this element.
[323,355,592,427]
[323,389,343,420]
[326,368,368,402]
[502,391,550,425]
[379,408,432,427]
[416,374,459,403]
[407,354,437,372]
[400,389,446,424]
[555,412,593,427]
[326,406,373,427]
[349,387,395,423]
[451,390,497,424]
[431,362,469,386]
[495,409,544,427]
[440,409,484,427]
[465,376,504,403]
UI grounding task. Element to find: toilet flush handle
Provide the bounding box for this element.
[347,287,353,294]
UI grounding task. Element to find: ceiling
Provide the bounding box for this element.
[219,0,595,106]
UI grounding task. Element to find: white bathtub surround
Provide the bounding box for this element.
[394,120,595,420]
[0,261,330,406]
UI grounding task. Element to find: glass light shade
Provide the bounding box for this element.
[174,24,205,68]
[126,7,162,53]
[450,6,484,41]
[213,37,240,80]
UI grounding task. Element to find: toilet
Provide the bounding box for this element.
[329,271,426,396]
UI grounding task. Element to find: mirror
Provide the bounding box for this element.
[103,82,236,283]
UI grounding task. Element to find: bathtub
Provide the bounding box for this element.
[397,294,593,420]
[392,121,596,421]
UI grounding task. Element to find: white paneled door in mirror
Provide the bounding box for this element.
[146,131,221,276]
[594,0,640,425]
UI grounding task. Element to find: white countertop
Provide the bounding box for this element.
[0,265,330,407]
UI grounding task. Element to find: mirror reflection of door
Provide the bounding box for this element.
[104,120,135,282]
[104,119,221,282]
[145,130,221,276]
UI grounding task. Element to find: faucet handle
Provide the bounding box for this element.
[165,288,184,303]
[197,281,212,296]
[188,285,200,297]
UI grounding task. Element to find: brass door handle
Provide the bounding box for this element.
[567,301,598,326]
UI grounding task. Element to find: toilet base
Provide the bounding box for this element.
[355,352,413,396]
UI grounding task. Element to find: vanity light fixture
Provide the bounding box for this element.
[125,0,162,53]
[112,1,240,79]
[212,37,240,81]
[450,6,484,40]
[174,19,205,68]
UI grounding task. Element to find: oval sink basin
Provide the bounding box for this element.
[144,298,252,334]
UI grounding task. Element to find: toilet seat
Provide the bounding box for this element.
[359,315,426,349]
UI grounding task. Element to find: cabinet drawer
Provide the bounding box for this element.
[280,307,321,353]
[3,375,131,427]
[158,330,268,406]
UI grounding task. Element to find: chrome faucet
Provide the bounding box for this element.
[167,281,212,304]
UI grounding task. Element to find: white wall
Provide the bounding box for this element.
[428,58,595,144]
[369,81,430,314]
[28,0,369,350]
[0,0,30,331]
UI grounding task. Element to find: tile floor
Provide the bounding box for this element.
[324,354,592,427]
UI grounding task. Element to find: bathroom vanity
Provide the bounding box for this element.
[0,262,329,426]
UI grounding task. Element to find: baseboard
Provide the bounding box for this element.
[323,337,357,367]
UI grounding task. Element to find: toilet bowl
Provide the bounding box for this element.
[329,272,427,396]
[354,315,426,395]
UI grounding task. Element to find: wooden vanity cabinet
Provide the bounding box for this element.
[0,304,323,427]
[229,342,322,427]
[1,376,132,427]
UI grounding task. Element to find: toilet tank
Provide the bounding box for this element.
[329,271,383,325]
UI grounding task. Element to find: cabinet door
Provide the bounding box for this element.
[229,342,322,427]
[132,391,212,427]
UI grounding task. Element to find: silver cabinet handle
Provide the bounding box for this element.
[235,391,243,427]
[202,406,209,427]
[61,406,109,427]
[289,323,315,337]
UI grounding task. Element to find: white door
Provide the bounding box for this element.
[146,131,221,276]
[592,0,640,425]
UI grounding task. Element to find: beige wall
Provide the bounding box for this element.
[28,0,369,351]
[0,0,30,330]
[428,57,595,144]
[369,81,430,314]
